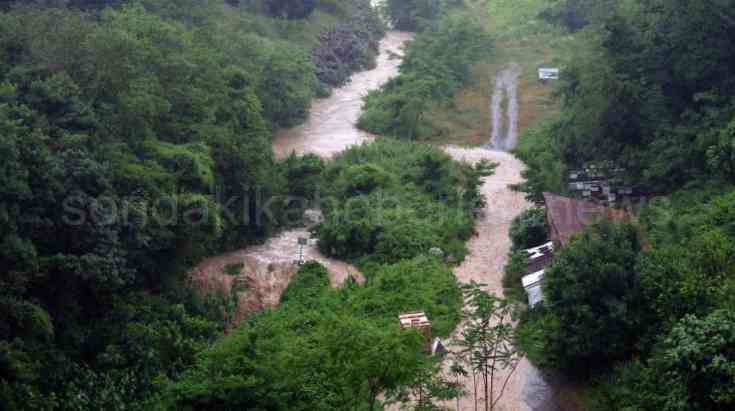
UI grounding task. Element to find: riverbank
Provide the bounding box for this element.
[189,31,411,322]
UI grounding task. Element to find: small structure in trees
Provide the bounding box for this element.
[523,241,554,274]
[567,162,638,205]
[538,68,560,80]
[522,270,545,308]
[399,311,432,351]
[519,242,554,308]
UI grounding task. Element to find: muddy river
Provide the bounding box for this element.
[191,30,560,410]
[273,31,415,159]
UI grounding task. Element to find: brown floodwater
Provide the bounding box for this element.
[272,31,415,159]
[192,29,562,411]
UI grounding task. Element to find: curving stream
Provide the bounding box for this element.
[192,29,555,411]
[273,31,415,159]
[274,30,550,411]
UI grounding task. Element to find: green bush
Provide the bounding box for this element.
[316,139,480,264]
[501,250,528,303]
[352,256,463,336]
[279,261,330,306]
[280,152,325,200]
[384,0,442,30]
[515,307,557,368]
[262,0,316,19]
[358,13,493,139]
[592,310,735,411]
[511,119,566,204]
[509,208,549,250]
[163,257,461,410]
[0,1,379,407]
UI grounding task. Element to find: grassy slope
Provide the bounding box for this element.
[424,0,570,146]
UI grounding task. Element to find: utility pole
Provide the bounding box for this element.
[297,237,307,265]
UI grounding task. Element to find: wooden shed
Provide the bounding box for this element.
[399,312,432,351]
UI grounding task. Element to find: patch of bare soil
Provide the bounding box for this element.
[188,225,363,322]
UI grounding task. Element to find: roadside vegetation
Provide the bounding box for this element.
[511,1,735,409]
[161,258,462,410]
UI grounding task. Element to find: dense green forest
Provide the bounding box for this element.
[5,0,735,409]
[511,0,735,409]
[0,0,496,408]
[316,139,494,265]
[0,0,386,408]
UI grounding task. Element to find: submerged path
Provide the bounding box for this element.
[189,32,411,321]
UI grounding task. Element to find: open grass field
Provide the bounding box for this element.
[423,0,572,147]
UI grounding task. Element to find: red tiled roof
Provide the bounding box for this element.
[543,192,628,245]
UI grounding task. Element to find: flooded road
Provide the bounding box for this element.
[273,31,415,159]
[279,29,542,411]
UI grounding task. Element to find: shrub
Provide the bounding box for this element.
[316,140,480,264]
[358,14,493,139]
[351,256,463,336]
[280,152,325,200]
[509,207,549,250]
[280,261,330,306]
[223,262,244,276]
[385,0,442,31]
[501,250,528,303]
[262,0,316,19]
